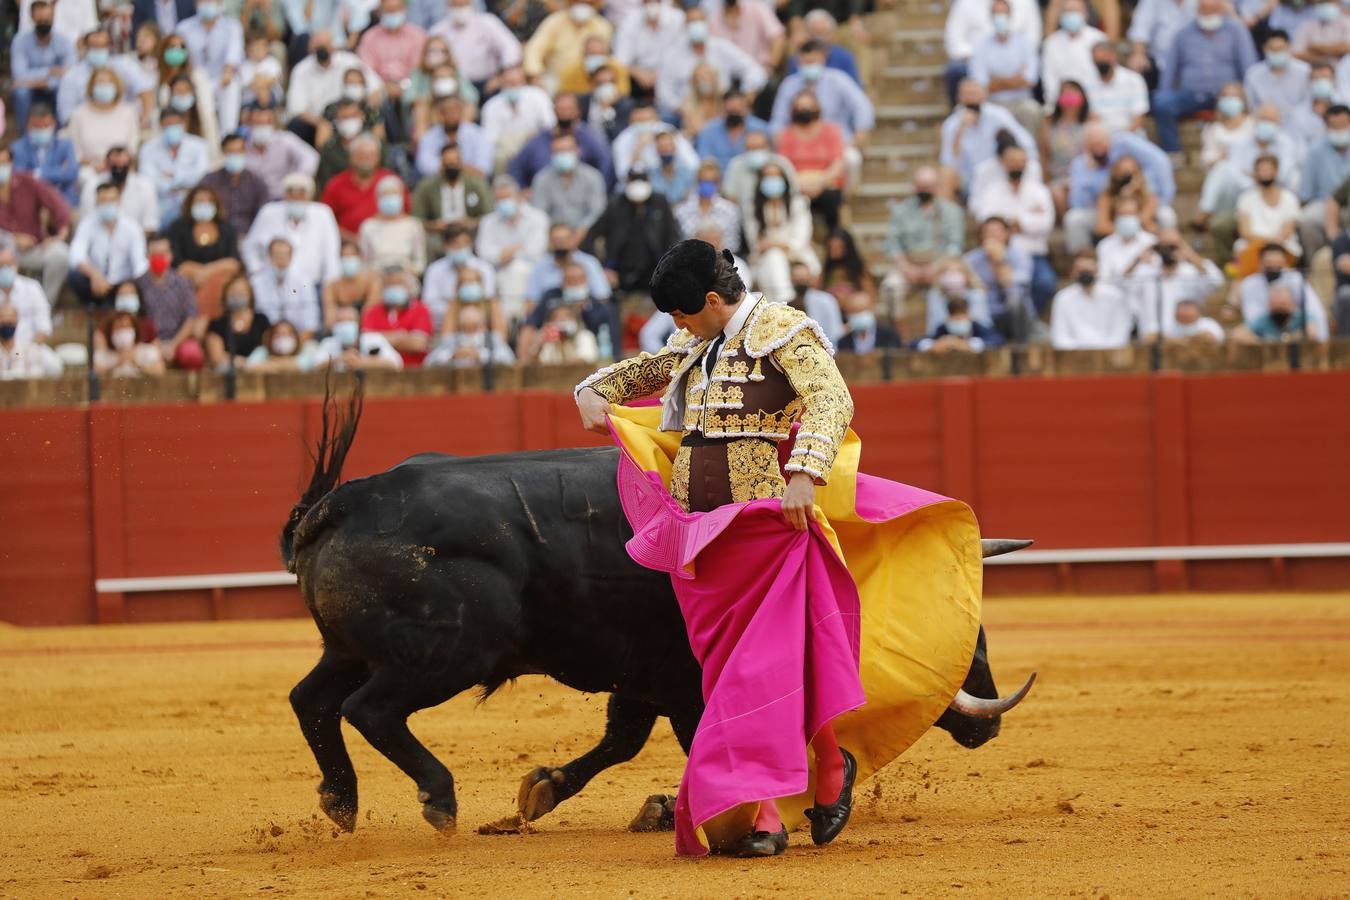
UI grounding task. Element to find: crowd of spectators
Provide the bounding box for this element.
[1,0,1347,384]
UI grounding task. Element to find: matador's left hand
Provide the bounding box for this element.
[781,472,817,531]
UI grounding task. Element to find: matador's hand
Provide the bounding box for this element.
[577,387,612,434]
[781,472,817,531]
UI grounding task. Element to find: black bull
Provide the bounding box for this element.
[281,390,1033,834]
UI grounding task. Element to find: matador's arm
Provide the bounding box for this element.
[573,347,682,405]
[774,328,854,484]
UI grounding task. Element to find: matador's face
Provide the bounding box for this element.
[671,293,733,341]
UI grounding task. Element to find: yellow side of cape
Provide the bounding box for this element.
[608,406,983,851]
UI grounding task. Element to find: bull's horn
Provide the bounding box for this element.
[950,672,1037,718]
[981,538,1034,559]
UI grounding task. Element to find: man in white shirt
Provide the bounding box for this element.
[249,237,322,338]
[56,30,154,125]
[609,104,700,180]
[422,227,499,329]
[1040,0,1108,111]
[475,176,550,322]
[1245,29,1312,111]
[942,0,1041,104]
[1050,250,1135,350]
[19,0,97,43]
[0,301,62,379]
[1198,105,1305,227]
[1124,230,1226,336]
[67,182,149,306]
[241,105,322,201]
[0,245,52,344]
[242,174,342,286]
[175,1,245,132]
[614,0,685,97]
[284,31,384,142]
[654,6,765,115]
[479,66,557,166]
[429,0,523,87]
[137,108,211,229]
[967,0,1041,136]
[939,79,1039,194]
[313,306,404,370]
[968,142,1057,312]
[80,146,160,232]
[1086,41,1150,134]
[1095,196,1160,292]
[1163,298,1226,342]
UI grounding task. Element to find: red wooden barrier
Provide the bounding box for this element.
[2,371,1348,625]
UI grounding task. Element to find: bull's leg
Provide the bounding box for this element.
[339,669,470,832]
[518,693,659,823]
[625,702,704,833]
[289,650,370,831]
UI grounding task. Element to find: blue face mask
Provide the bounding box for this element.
[191,201,216,222]
[458,282,484,302]
[29,127,54,146]
[1312,78,1335,100]
[448,247,471,266]
[849,311,876,332]
[198,2,222,20]
[760,175,786,198]
[496,198,518,218]
[97,202,119,223]
[286,200,308,220]
[744,149,769,169]
[1115,214,1141,238]
[0,266,17,289]
[86,48,110,67]
[946,318,973,337]
[552,151,578,172]
[1060,11,1085,31]
[377,194,402,216]
[1255,121,1278,143]
[1266,50,1290,69]
[562,285,588,303]
[162,124,186,146]
[1216,95,1244,118]
[697,179,718,199]
[991,12,1011,34]
[92,82,118,105]
[381,12,406,29]
[340,256,362,278]
[223,153,247,174]
[383,285,409,306]
[800,63,824,81]
[171,93,195,112]
[333,320,359,347]
[687,21,708,43]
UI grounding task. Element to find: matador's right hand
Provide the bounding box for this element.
[577,388,612,435]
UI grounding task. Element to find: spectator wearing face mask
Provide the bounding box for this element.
[11,105,80,207]
[314,305,404,370]
[1095,194,1159,293]
[435,264,508,340]
[236,33,283,111]
[1292,1,1350,66]
[360,175,426,277]
[924,259,994,336]
[916,295,1005,354]
[673,158,743,254]
[406,38,482,140]
[1040,0,1107,113]
[316,100,391,193]
[176,0,246,133]
[522,0,613,92]
[968,0,1042,138]
[786,9,862,85]
[243,173,343,286]
[939,79,1038,196]
[969,140,1056,313]
[357,0,427,104]
[785,261,845,345]
[610,104,699,182]
[429,0,523,91]
[1236,284,1323,342]
[94,282,165,377]
[770,39,873,145]
[287,31,384,146]
[0,244,52,346]
[777,90,847,232]
[837,293,903,355]
[1086,40,1149,135]
[323,242,380,327]
[1123,229,1226,338]
[69,67,141,167]
[0,145,72,305]
[11,1,77,129]
[136,233,204,369]
[506,93,615,189]
[583,64,636,145]
[480,66,557,166]
[1065,122,1175,253]
[1298,104,1350,256]
[584,169,681,298]
[240,105,320,201]
[321,69,387,146]
[647,131,698,204]
[250,237,322,340]
[1246,30,1312,112]
[57,30,155,127]
[79,144,158,230]
[197,133,269,236]
[1194,105,1301,247]
[321,134,404,239]
[1234,155,1304,265]
[1231,244,1331,338]
[1160,298,1226,344]
[411,143,494,261]
[245,320,313,373]
[881,167,966,320]
[695,89,770,173]
[139,108,211,229]
[745,161,818,301]
[518,258,608,358]
[1151,0,1258,155]
[474,177,549,321]
[165,185,239,289]
[0,301,63,380]
[161,67,221,162]
[361,268,434,365]
[708,0,787,73]
[655,5,766,116]
[206,273,271,370]
[68,181,149,306]
[1050,251,1134,350]
[1042,82,1090,215]
[942,0,1041,105]
[422,224,499,330]
[1200,84,1254,170]
[530,132,609,232]
[558,34,630,97]
[1290,62,1339,151]
[426,301,516,368]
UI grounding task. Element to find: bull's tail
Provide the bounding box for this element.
[280,377,364,573]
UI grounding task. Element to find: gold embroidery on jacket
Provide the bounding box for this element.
[728,438,786,502]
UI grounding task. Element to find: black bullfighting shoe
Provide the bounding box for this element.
[805,747,857,846]
[734,826,789,857]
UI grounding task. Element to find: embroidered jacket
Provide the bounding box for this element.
[574,296,854,482]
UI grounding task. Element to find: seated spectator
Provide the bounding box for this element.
[771,39,873,145]
[533,301,600,364]
[1096,195,1160,294]
[1096,155,1162,239]
[1200,84,1255,170]
[243,173,343,285]
[480,66,556,169]
[636,220,754,352]
[357,0,428,106]
[1127,229,1226,337]
[646,131,697,204]
[406,39,482,142]
[680,62,727,139]
[1237,284,1323,342]
[971,140,1057,313]
[744,161,817,301]
[137,234,204,369]
[523,0,613,93]
[321,135,402,241]
[475,177,550,325]
[177,0,246,134]
[237,33,283,111]
[1232,244,1331,338]
[361,268,435,366]
[316,99,391,193]
[1330,224,1350,334]
[777,90,847,232]
[1125,0,1191,85]
[1298,104,1350,255]
[428,0,523,94]
[613,0,686,100]
[241,104,321,202]
[722,129,797,214]
[709,0,786,74]
[250,237,322,339]
[435,264,508,344]
[244,320,311,373]
[837,293,903,354]
[655,6,766,117]
[1049,250,1134,349]
[1042,81,1091,214]
[1086,40,1149,135]
[206,274,272,370]
[11,104,80,206]
[1065,121,1176,252]
[423,224,499,330]
[166,185,240,288]
[925,259,995,335]
[286,31,384,149]
[411,143,493,262]
[507,93,614,189]
[0,301,62,379]
[1151,0,1258,155]
[197,134,269,237]
[1246,29,1312,111]
[530,131,608,233]
[165,72,221,161]
[1290,62,1339,151]
[313,305,404,371]
[940,79,1038,195]
[1197,104,1302,245]
[425,302,517,368]
[787,9,862,85]
[583,63,635,144]
[360,175,426,276]
[964,216,1035,339]
[820,227,876,304]
[1235,155,1304,264]
[69,67,140,167]
[57,30,153,127]
[0,244,52,345]
[11,2,76,129]
[518,259,616,361]
[560,34,630,99]
[786,261,845,344]
[968,0,1041,137]
[943,0,1041,104]
[525,223,613,321]
[881,167,966,323]
[584,170,680,295]
[0,144,72,303]
[94,282,164,377]
[158,32,222,154]
[916,295,1005,354]
[1161,298,1226,344]
[1041,0,1107,117]
[68,182,148,307]
[611,103,699,181]
[137,107,211,229]
[323,242,379,327]
[695,89,769,172]
[1293,1,1350,66]
[673,158,742,253]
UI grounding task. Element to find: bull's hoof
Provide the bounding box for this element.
[628,794,676,832]
[418,790,457,833]
[517,767,566,822]
[318,784,358,832]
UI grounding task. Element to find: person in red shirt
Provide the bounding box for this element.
[319,134,406,239]
[360,267,434,365]
[775,89,847,232]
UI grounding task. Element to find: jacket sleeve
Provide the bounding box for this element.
[775,327,854,484]
[573,348,681,404]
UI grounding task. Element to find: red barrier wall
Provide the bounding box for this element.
[3,372,1349,625]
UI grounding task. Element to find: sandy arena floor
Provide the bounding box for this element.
[1,593,1347,899]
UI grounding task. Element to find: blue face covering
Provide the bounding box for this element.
[760,175,786,198]
[333,320,359,347]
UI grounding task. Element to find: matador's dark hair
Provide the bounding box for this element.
[651,240,745,314]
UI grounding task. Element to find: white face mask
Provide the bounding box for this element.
[272,333,298,355]
[625,179,653,203]
[111,326,137,350]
